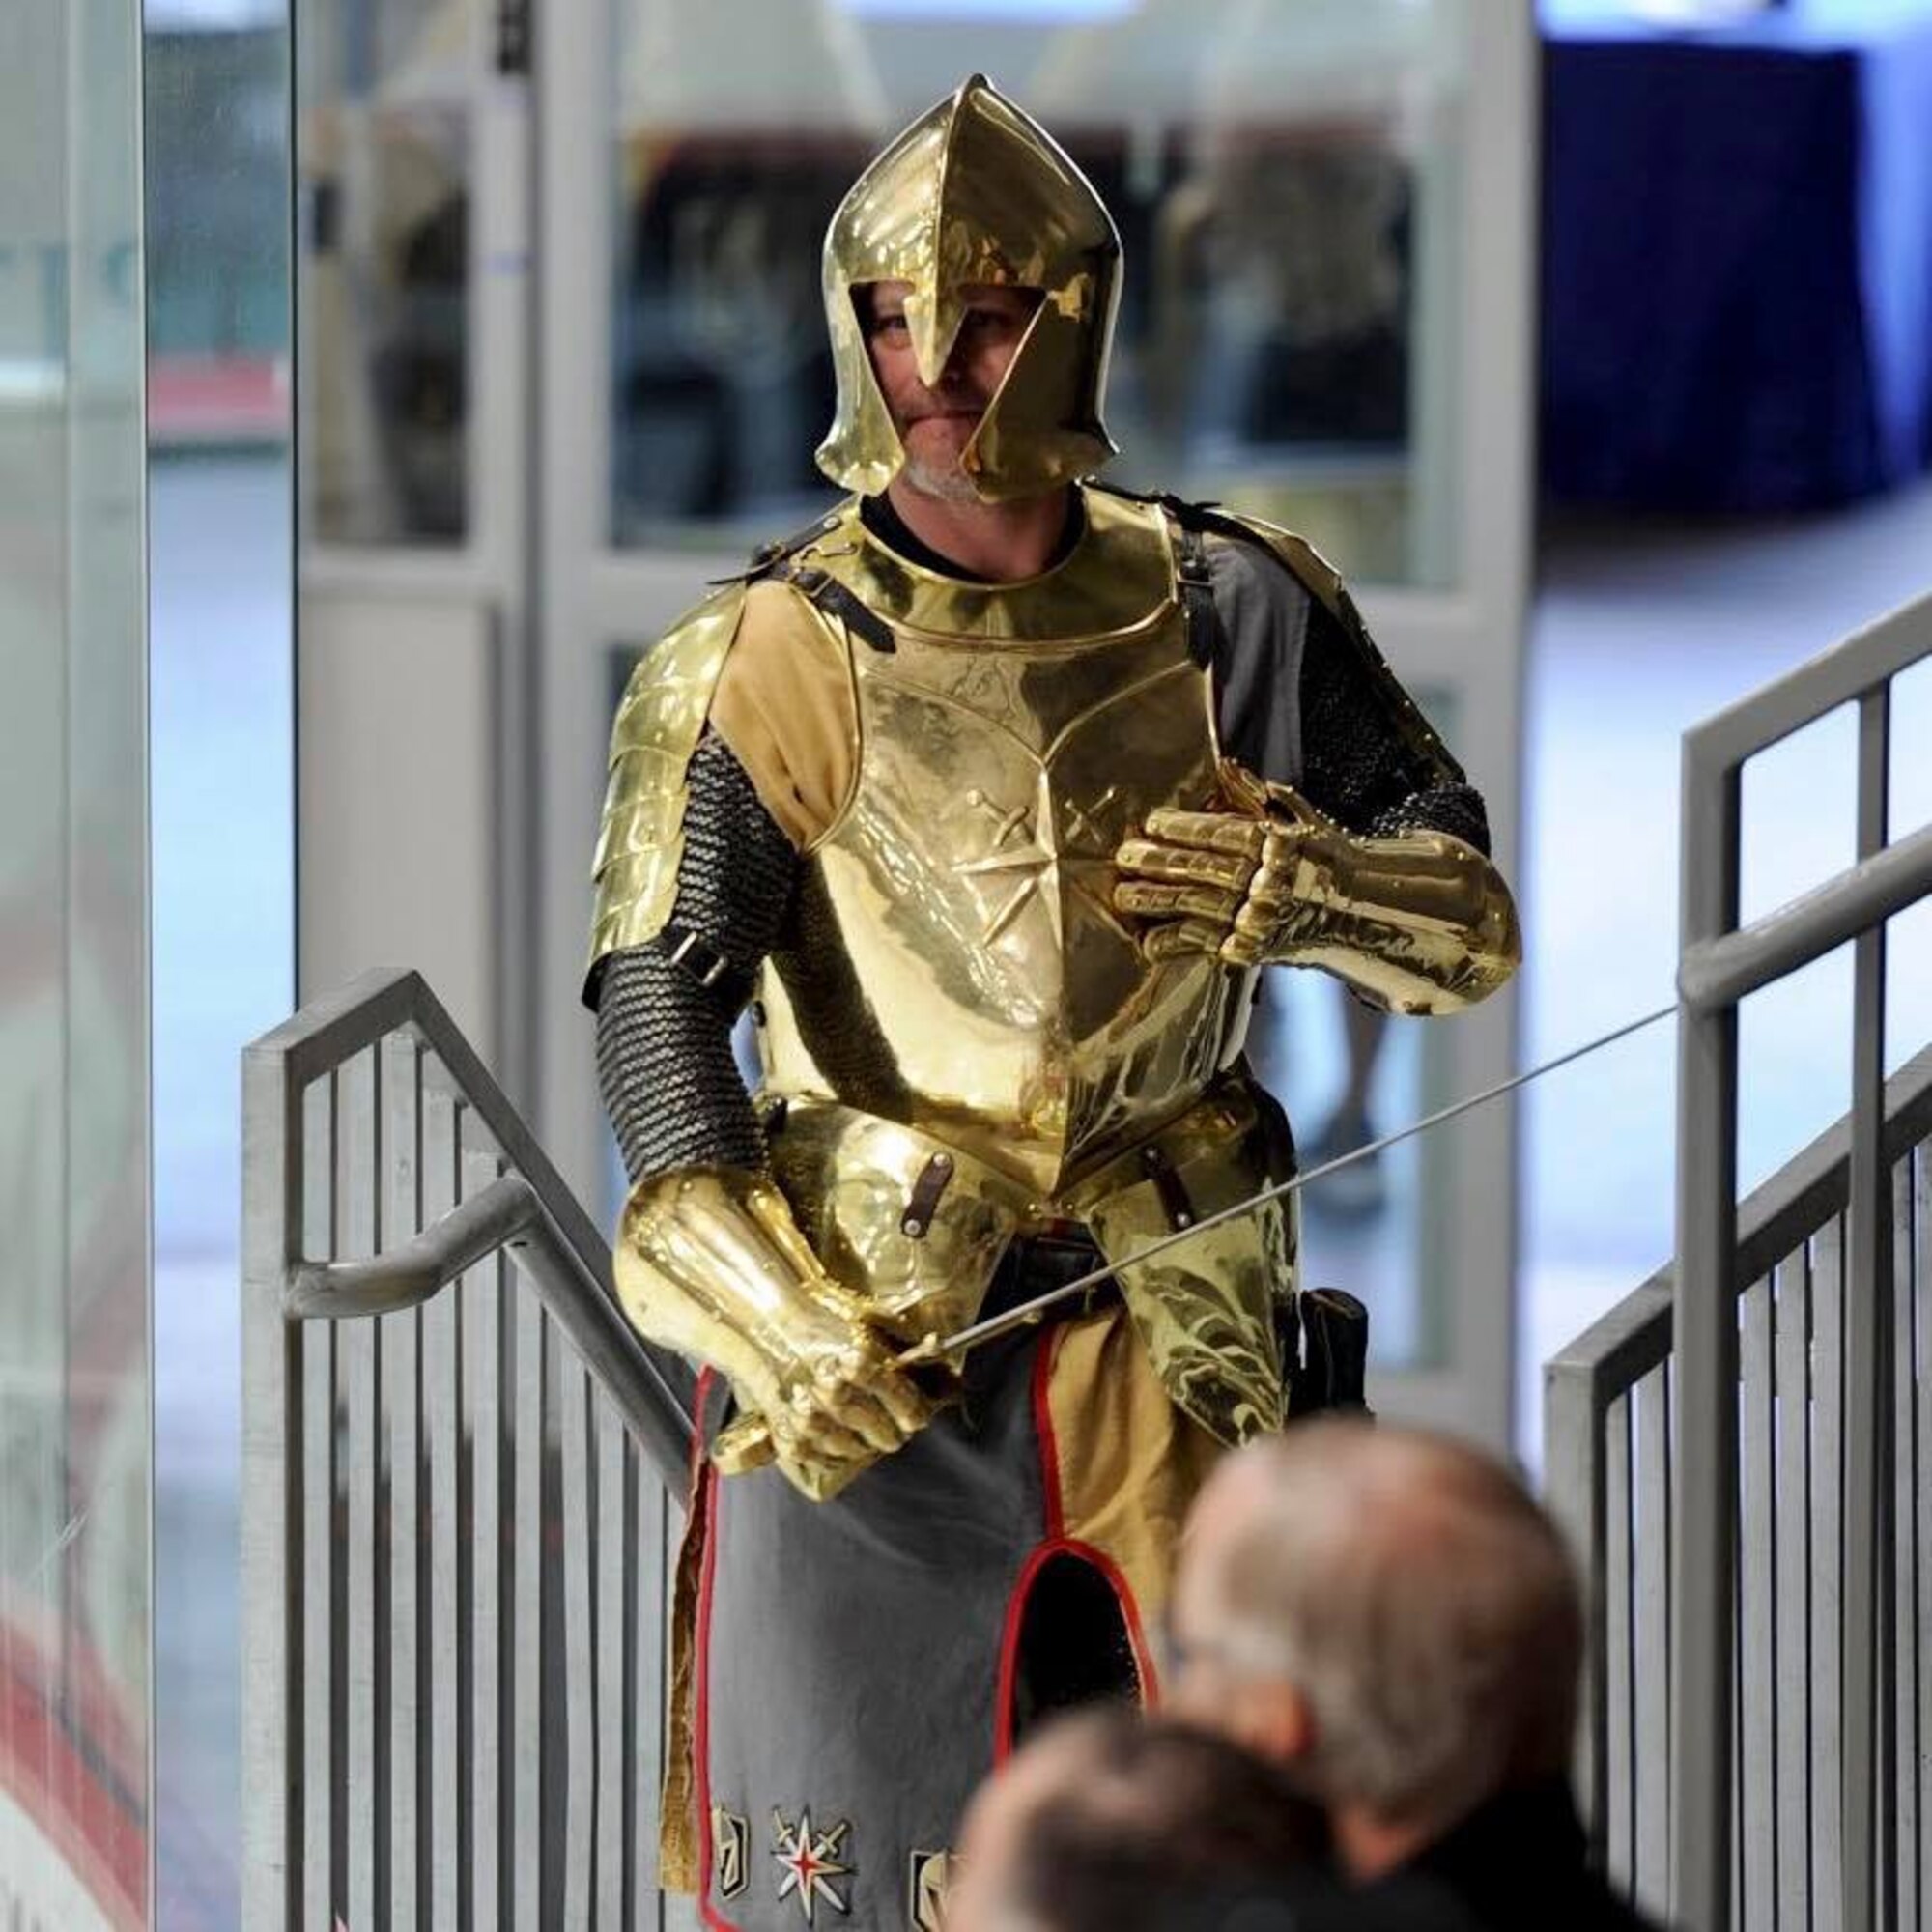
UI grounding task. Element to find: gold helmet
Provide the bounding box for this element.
[815,73,1122,503]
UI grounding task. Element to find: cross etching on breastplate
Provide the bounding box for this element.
[954,774,1129,948]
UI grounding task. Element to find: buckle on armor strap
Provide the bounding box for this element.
[1170,516,1220,668]
[899,1151,955,1239]
[1139,1142,1199,1232]
[666,924,730,991]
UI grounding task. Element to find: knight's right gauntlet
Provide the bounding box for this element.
[615,1165,938,1501]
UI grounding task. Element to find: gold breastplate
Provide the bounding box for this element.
[753,489,1244,1199]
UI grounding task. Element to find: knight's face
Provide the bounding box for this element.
[862,279,1041,501]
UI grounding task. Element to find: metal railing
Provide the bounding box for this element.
[1546,589,1932,1931]
[1546,1043,1932,1926]
[242,967,697,1932]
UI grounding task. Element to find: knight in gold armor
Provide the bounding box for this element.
[585,76,1518,1929]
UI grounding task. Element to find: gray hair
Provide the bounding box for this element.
[1206,1420,1582,1832]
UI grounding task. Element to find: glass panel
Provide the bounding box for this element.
[0,2,151,1924]
[609,0,1466,586]
[148,13,296,1924]
[1247,681,1463,1376]
[299,0,471,545]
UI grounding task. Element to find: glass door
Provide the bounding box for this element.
[295,0,535,1095]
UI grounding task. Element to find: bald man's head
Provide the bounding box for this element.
[1170,1419,1582,1840]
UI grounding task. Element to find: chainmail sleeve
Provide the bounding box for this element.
[1295,599,1492,854]
[593,731,799,1184]
[1208,524,1492,856]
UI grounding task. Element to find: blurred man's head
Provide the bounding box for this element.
[947,1709,1327,1932]
[1168,1419,1583,1878]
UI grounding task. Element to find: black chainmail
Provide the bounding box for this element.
[1295,601,1492,854]
[593,732,799,1184]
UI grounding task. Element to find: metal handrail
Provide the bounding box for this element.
[1679,819,1932,1016]
[1674,588,1932,1931]
[1546,1038,1932,1856]
[282,1168,693,1493]
[242,965,699,1929]
[246,963,695,1492]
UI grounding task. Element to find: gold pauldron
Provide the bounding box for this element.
[613,1166,941,1501]
[1115,762,1520,1014]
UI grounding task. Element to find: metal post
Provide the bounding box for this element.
[241,1041,303,1932]
[1673,752,1740,1930]
[1842,686,1894,1932]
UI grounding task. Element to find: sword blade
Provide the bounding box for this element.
[922,997,1680,1359]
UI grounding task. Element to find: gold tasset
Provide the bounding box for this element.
[1116,759,1522,1013]
[815,72,1122,502]
[765,1080,1295,1449]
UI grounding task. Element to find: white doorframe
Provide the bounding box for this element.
[296,4,536,1101]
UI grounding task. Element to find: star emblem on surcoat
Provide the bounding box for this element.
[771,1808,853,1922]
[957,774,1129,947]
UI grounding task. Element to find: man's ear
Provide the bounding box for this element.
[1234,1679,1316,1768]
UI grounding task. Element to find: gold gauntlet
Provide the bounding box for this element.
[1114,760,1520,1014]
[614,1167,941,1501]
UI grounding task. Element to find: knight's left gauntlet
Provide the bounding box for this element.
[1114,759,1520,1014]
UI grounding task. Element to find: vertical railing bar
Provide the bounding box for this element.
[1669,1355,1678,1888]
[302,1071,338,1932]
[1812,1214,1847,1918]
[562,1361,597,1932]
[639,1450,675,1924]
[1606,1392,1635,1895]
[1774,1248,1813,1930]
[514,1261,548,1929]
[471,1169,507,1932]
[626,1443,653,1932]
[384,1033,424,1932]
[597,1401,629,1929]
[1674,753,1741,1930]
[1735,1548,1745,1932]
[1742,1273,1776,1929]
[1547,1356,1610,1860]
[1915,1144,1932,1932]
[421,1082,462,1924]
[241,1034,303,1932]
[1843,683,1893,1932]
[343,1046,382,1932]
[425,1085,464,1929]
[1637,1367,1673,1919]
[1894,1154,1919,1932]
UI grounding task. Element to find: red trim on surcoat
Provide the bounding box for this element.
[994,1327,1162,1761]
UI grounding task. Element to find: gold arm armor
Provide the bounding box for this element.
[615,1166,940,1502]
[1116,759,1520,1014]
[583,580,749,999]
